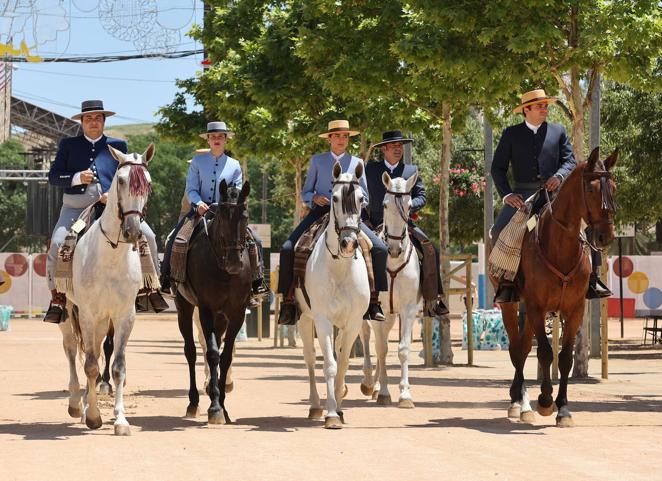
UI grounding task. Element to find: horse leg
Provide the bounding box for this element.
[358,320,375,397]
[501,303,534,421]
[217,315,243,424]
[199,306,223,424]
[373,314,396,406]
[314,316,341,429]
[193,308,210,392]
[334,319,363,424]
[397,306,417,409]
[555,308,582,427]
[111,313,135,436]
[59,320,82,418]
[99,323,114,396]
[530,306,554,416]
[300,314,322,419]
[81,317,105,430]
[176,295,199,418]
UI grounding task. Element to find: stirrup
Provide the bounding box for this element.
[278,301,298,326]
[43,302,66,324]
[586,275,611,299]
[495,281,519,303]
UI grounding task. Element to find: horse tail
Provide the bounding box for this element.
[69,304,86,357]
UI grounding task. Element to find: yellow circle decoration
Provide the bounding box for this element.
[0,271,11,294]
[627,271,649,294]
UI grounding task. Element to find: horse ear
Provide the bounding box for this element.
[405,171,418,192]
[238,181,250,203]
[605,148,619,171]
[108,145,125,163]
[382,171,391,189]
[142,143,156,165]
[332,161,342,180]
[220,179,228,202]
[586,147,600,172]
[354,161,364,179]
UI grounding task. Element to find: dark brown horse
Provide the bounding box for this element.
[174,180,252,425]
[491,148,617,427]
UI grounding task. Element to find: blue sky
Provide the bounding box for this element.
[6,1,204,125]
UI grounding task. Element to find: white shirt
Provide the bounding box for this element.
[330,151,345,162]
[384,160,400,173]
[72,135,104,186]
[525,120,542,134]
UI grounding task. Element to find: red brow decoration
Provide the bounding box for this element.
[128,164,151,197]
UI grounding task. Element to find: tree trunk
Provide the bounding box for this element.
[437,102,454,365]
[294,157,303,227]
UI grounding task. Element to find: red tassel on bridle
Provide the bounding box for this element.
[128,163,151,197]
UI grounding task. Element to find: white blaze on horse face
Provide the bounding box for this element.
[332,172,362,257]
[383,177,411,258]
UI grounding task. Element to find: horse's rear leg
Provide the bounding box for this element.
[530,306,554,416]
[111,313,135,436]
[555,308,582,427]
[81,327,104,430]
[358,320,374,397]
[217,314,244,424]
[99,324,114,396]
[59,320,82,418]
[397,306,418,408]
[300,314,322,419]
[501,302,534,421]
[193,308,211,391]
[176,295,199,418]
[373,314,396,406]
[198,306,223,425]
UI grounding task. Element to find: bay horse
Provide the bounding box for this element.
[66,143,154,435]
[175,180,252,425]
[490,147,617,427]
[297,162,370,429]
[359,172,421,408]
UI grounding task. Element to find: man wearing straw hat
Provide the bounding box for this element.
[43,100,168,323]
[490,89,609,302]
[365,130,449,317]
[277,120,388,325]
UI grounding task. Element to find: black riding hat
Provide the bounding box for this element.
[373,130,413,148]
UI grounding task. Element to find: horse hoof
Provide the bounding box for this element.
[376,394,392,406]
[341,384,348,399]
[537,403,555,417]
[556,416,574,428]
[507,405,521,419]
[324,417,342,429]
[360,383,374,397]
[371,390,379,400]
[225,382,234,394]
[520,410,536,424]
[398,399,415,409]
[85,416,103,430]
[208,411,226,425]
[98,382,112,396]
[338,411,345,424]
[68,405,82,418]
[308,408,324,420]
[114,424,131,436]
[185,405,199,418]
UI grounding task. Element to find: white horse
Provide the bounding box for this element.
[359,172,421,408]
[63,144,154,435]
[296,162,370,429]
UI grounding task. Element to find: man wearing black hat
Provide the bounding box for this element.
[364,130,449,317]
[43,100,168,323]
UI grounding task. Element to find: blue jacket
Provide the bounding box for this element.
[48,135,128,194]
[364,160,425,227]
[491,121,576,199]
[185,151,242,206]
[301,151,369,209]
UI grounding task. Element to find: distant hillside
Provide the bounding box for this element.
[105,123,155,139]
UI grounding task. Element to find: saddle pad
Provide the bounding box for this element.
[488,203,532,281]
[293,214,329,287]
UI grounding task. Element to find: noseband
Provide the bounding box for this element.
[325,179,361,259]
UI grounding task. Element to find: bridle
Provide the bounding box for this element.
[383,188,411,244]
[100,161,151,249]
[204,200,249,271]
[325,179,361,259]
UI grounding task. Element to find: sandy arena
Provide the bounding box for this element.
[1,314,661,481]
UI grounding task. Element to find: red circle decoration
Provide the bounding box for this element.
[33,254,47,277]
[4,254,28,277]
[613,256,634,278]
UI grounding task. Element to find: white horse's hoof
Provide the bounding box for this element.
[208,411,226,425]
[185,405,199,418]
[114,424,131,436]
[537,403,555,417]
[225,382,234,394]
[556,415,574,427]
[341,384,348,399]
[308,408,324,420]
[507,405,521,418]
[520,410,536,424]
[68,405,82,418]
[398,399,415,409]
[376,394,392,406]
[360,383,374,397]
[324,416,342,429]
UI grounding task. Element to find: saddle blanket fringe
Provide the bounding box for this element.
[488,204,531,281]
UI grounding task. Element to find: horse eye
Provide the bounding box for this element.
[359,196,364,203]
[118,178,125,185]
[333,194,339,203]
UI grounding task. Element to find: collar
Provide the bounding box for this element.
[525,120,544,134]
[84,134,104,145]
[384,160,400,173]
[330,151,346,161]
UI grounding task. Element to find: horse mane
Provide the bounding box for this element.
[128,162,151,197]
[341,182,360,215]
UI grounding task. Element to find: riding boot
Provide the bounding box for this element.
[494,279,520,303]
[148,290,170,312]
[43,290,67,324]
[135,288,150,313]
[363,292,386,322]
[424,297,449,317]
[248,278,270,308]
[278,286,299,326]
[586,272,612,299]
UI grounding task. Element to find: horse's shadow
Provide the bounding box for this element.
[233,415,330,432]
[0,421,89,441]
[14,390,69,401]
[408,417,549,434]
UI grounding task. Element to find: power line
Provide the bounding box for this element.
[15,66,178,83]
[3,49,204,63]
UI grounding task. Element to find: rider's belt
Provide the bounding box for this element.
[514,181,544,190]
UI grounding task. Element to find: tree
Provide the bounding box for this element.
[0,139,28,251]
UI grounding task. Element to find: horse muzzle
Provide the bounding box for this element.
[122,217,142,243]
[339,234,358,257]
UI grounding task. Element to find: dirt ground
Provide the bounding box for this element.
[1,314,661,481]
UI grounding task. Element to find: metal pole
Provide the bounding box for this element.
[588,71,602,357]
[483,118,494,308]
[601,252,609,379]
[619,238,624,338]
[257,300,263,341]
[423,316,433,367]
[466,257,474,366]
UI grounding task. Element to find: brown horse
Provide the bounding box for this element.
[491,147,617,427]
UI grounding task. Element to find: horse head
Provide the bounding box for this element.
[108,143,154,244]
[382,171,417,258]
[213,179,250,275]
[583,147,618,248]
[330,161,364,257]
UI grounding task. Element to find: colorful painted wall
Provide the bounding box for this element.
[607,255,662,316]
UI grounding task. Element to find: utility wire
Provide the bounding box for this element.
[3,49,203,63]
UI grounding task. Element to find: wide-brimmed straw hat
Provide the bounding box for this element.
[318,120,360,138]
[373,130,413,148]
[200,121,235,139]
[71,100,116,121]
[513,89,557,113]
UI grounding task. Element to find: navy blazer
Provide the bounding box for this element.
[491,122,576,199]
[364,160,425,227]
[48,135,128,194]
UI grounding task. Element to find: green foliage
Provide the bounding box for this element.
[0,140,27,250]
